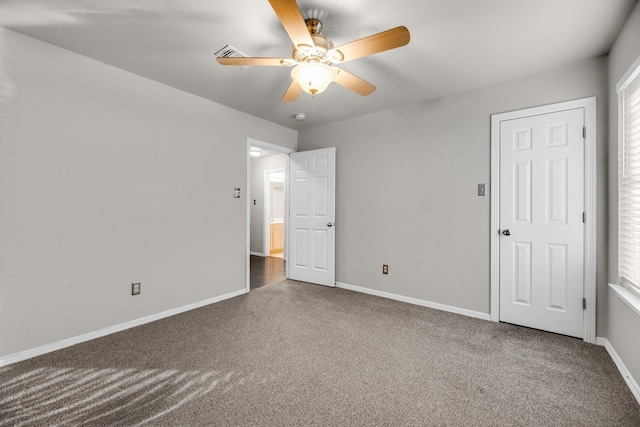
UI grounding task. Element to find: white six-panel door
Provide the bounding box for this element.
[288,148,336,287]
[499,108,584,338]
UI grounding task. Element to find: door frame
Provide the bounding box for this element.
[263,168,285,257]
[246,138,294,292]
[489,97,597,343]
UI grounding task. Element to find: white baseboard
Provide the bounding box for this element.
[250,251,265,257]
[335,282,491,321]
[600,337,640,405]
[0,288,248,368]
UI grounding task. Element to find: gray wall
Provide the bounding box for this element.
[3,5,639,387]
[607,1,640,386]
[0,28,297,359]
[250,154,288,255]
[299,56,608,324]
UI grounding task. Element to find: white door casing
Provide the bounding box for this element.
[490,97,597,344]
[288,148,336,287]
[499,108,584,338]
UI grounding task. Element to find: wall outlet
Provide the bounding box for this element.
[382,264,389,275]
[131,282,141,295]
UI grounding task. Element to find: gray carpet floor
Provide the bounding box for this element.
[1,280,639,426]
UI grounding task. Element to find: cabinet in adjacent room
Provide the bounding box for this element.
[269,223,284,254]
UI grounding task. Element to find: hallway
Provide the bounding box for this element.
[250,255,285,289]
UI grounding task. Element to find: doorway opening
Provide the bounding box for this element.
[265,169,285,259]
[246,138,293,291]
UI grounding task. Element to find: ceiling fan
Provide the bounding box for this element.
[216,0,410,102]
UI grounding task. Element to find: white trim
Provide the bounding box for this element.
[284,156,291,279]
[616,53,640,93]
[601,337,640,405]
[250,251,266,257]
[0,288,247,368]
[246,140,251,293]
[247,138,295,155]
[263,170,270,257]
[263,168,286,257]
[490,113,501,322]
[595,337,607,347]
[335,282,491,321]
[246,138,294,292]
[584,98,598,344]
[609,283,640,317]
[490,97,597,343]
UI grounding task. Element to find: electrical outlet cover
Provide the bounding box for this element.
[132,282,141,295]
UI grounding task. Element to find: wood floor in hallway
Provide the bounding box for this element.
[250,255,285,289]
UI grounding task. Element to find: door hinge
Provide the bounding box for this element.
[583,298,587,310]
[583,212,586,223]
[583,127,586,139]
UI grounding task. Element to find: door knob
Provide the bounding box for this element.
[502,229,511,236]
[327,222,334,228]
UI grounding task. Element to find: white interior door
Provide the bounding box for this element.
[288,148,336,287]
[499,108,584,338]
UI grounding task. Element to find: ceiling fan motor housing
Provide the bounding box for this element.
[291,19,343,64]
[305,18,323,35]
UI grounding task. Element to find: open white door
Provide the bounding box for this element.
[288,148,336,287]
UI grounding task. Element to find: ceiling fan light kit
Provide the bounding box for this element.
[291,62,338,96]
[216,0,410,102]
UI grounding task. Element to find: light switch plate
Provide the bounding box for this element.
[478,183,486,197]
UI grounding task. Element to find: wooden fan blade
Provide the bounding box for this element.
[334,68,376,96]
[282,80,302,102]
[334,26,410,62]
[268,0,314,48]
[217,57,291,66]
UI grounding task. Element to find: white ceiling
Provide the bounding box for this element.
[0,0,636,131]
